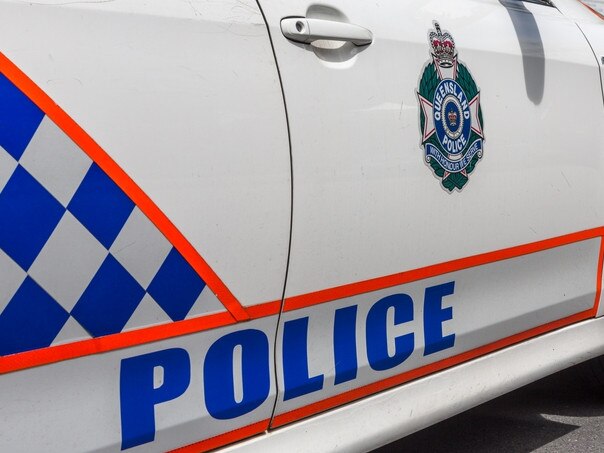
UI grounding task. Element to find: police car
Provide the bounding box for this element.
[0,0,603,451]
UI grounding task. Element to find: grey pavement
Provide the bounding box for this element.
[375,363,604,452]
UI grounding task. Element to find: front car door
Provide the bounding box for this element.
[256,0,604,427]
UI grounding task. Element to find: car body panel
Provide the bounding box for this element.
[271,235,602,423]
[0,316,279,453]
[258,0,604,298]
[0,0,290,451]
[257,0,604,426]
[223,316,604,453]
[0,0,603,451]
[554,0,604,114]
[0,0,291,309]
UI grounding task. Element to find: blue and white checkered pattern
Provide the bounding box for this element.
[0,73,226,356]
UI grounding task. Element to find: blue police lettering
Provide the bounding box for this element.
[204,329,271,419]
[120,348,190,450]
[119,330,270,449]
[283,317,324,400]
[281,281,456,396]
[119,281,456,448]
[366,294,414,371]
[423,281,456,355]
[333,305,358,385]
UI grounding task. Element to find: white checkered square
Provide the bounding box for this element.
[185,286,226,319]
[124,294,172,331]
[110,207,172,289]
[0,144,18,193]
[51,317,92,346]
[0,249,27,313]
[19,116,92,206]
[29,211,108,312]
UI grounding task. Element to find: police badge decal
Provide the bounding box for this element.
[417,22,485,192]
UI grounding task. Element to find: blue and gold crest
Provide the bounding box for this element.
[417,22,485,192]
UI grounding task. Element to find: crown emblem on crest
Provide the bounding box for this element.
[429,22,456,68]
[447,109,458,126]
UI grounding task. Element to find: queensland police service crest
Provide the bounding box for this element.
[417,22,485,192]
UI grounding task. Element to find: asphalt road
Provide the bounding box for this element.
[375,362,604,452]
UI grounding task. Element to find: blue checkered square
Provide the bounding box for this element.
[71,254,145,336]
[147,248,205,321]
[0,166,64,270]
[0,74,44,160]
[0,67,220,356]
[0,276,69,355]
[68,163,134,248]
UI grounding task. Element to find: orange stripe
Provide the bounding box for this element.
[271,308,594,428]
[284,227,604,311]
[247,300,282,319]
[1,226,601,373]
[591,237,604,316]
[0,52,249,322]
[0,311,235,374]
[169,419,268,453]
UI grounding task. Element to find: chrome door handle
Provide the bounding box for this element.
[281,17,373,46]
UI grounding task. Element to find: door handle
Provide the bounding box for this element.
[281,17,373,46]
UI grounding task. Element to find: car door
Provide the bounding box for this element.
[255,0,604,426]
[0,1,290,451]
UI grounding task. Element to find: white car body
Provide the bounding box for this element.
[0,0,602,451]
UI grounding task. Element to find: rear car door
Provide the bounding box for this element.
[0,1,290,451]
[256,0,604,426]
